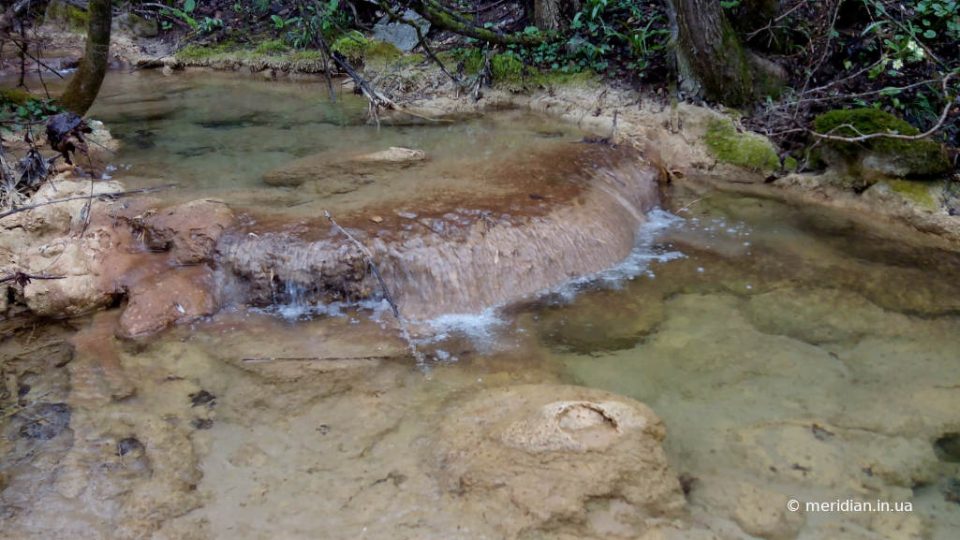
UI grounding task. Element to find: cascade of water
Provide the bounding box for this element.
[218,147,665,330]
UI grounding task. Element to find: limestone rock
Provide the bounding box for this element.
[119,266,219,338]
[429,384,685,538]
[350,146,426,165]
[21,235,117,318]
[137,199,234,264]
[372,10,430,52]
[689,476,804,540]
[113,12,159,38]
[813,108,951,180]
[262,147,426,188]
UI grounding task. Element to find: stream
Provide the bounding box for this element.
[2,71,960,539]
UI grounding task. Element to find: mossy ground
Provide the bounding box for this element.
[704,118,780,173]
[178,34,401,69]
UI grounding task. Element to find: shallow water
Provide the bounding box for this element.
[84,70,586,217]
[3,72,960,538]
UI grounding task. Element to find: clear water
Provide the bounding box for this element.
[84,70,585,217]
[2,72,960,539]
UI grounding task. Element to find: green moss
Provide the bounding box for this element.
[704,118,780,173]
[783,156,799,172]
[176,42,240,61]
[490,53,523,83]
[527,69,598,88]
[254,39,289,55]
[331,31,369,62]
[886,179,938,208]
[0,87,34,106]
[289,50,323,61]
[813,108,950,178]
[365,40,402,60]
[460,49,485,75]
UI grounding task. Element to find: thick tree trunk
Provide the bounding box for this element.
[666,0,756,106]
[59,0,111,115]
[534,0,563,31]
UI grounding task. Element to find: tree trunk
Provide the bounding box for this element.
[534,0,563,31]
[59,0,111,115]
[666,0,755,106]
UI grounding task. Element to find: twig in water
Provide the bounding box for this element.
[324,210,427,364]
[241,355,395,364]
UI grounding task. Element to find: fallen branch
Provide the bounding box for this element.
[242,355,395,364]
[0,271,64,287]
[408,0,544,46]
[312,31,395,127]
[0,184,176,221]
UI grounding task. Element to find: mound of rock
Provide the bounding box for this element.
[428,384,686,538]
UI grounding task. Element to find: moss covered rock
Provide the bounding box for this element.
[813,108,950,179]
[44,0,89,31]
[331,32,401,64]
[704,118,780,173]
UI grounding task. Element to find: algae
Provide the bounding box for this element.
[886,179,938,208]
[704,118,780,173]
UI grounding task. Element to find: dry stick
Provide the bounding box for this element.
[241,355,395,364]
[324,211,427,364]
[12,37,65,80]
[0,184,176,221]
[313,33,395,128]
[0,272,64,285]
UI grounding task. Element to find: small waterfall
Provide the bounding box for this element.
[218,145,665,325]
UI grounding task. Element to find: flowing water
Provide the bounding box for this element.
[2,72,960,539]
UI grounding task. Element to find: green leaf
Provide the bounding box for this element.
[184,0,196,14]
[923,29,937,38]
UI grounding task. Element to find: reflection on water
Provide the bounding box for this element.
[2,71,960,538]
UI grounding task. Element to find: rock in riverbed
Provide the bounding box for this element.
[429,384,686,538]
[262,146,427,187]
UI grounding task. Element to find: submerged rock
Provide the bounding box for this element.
[429,384,685,538]
[118,266,219,338]
[262,146,427,187]
[263,146,427,189]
